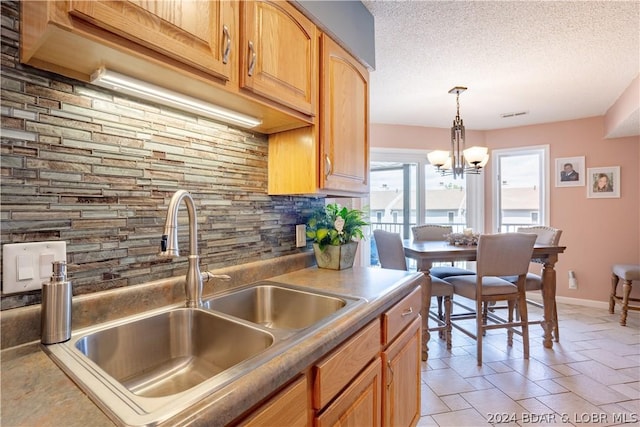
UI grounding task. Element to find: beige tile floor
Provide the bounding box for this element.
[418,299,640,426]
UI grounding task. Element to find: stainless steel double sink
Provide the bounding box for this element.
[44,281,363,426]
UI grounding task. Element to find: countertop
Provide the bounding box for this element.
[1,264,423,427]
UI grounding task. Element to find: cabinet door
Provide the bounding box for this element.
[68,0,234,80]
[240,0,317,116]
[381,316,421,427]
[320,34,369,195]
[239,375,310,427]
[315,358,382,427]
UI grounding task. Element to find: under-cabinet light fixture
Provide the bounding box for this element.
[90,67,262,129]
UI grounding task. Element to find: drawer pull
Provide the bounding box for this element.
[401,307,414,317]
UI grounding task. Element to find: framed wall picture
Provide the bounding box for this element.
[555,156,585,187]
[587,166,620,198]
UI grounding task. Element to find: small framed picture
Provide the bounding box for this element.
[555,156,585,187]
[587,166,620,198]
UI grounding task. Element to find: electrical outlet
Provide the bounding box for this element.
[295,224,307,248]
[568,270,578,289]
[2,241,67,294]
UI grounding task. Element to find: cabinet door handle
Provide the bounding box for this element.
[248,41,256,76]
[222,25,231,64]
[386,360,394,389]
[324,155,332,177]
[401,307,414,317]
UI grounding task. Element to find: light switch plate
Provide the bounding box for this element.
[295,224,307,248]
[2,241,66,294]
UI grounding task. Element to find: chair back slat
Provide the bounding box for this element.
[373,230,408,271]
[412,224,453,241]
[476,233,537,277]
[516,226,562,246]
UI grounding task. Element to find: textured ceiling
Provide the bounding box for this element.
[361,0,640,135]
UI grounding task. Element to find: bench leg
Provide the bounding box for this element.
[621,279,632,326]
[609,273,619,314]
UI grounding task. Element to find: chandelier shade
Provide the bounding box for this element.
[429,86,489,178]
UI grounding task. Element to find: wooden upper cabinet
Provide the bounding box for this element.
[267,33,369,197]
[240,0,317,116]
[67,0,233,81]
[320,34,370,195]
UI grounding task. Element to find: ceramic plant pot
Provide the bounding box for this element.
[312,241,359,270]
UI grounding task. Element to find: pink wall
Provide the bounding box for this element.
[604,76,639,138]
[371,117,640,304]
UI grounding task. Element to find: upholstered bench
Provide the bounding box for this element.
[610,264,640,326]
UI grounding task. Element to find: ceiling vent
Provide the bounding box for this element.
[501,111,529,118]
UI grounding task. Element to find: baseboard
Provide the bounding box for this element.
[526,292,609,310]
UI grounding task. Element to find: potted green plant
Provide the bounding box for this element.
[306,203,368,270]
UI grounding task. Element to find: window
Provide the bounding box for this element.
[370,148,485,266]
[424,165,469,232]
[369,157,417,238]
[491,146,549,232]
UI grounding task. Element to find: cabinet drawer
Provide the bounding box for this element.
[382,286,422,346]
[312,320,380,410]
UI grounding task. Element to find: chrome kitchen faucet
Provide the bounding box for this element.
[160,190,202,307]
[160,190,230,307]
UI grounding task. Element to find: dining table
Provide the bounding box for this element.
[403,239,566,361]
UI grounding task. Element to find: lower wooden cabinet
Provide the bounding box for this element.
[237,375,309,427]
[382,316,421,427]
[234,286,422,427]
[315,358,382,427]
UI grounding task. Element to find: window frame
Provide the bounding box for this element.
[490,145,550,233]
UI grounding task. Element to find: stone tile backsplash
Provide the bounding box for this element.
[0,1,323,310]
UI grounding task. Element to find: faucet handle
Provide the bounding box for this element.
[201,271,231,283]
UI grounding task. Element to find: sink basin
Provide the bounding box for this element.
[44,307,280,426]
[43,283,363,426]
[203,282,356,330]
[75,308,273,397]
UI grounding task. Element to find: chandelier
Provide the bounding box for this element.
[427,86,489,179]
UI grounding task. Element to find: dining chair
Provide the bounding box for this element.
[444,233,537,365]
[411,224,474,326]
[411,224,475,278]
[515,226,563,341]
[373,229,453,349]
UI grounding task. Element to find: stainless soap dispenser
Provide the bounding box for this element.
[41,261,72,344]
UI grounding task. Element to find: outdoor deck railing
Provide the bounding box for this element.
[369,222,536,236]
